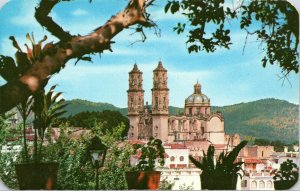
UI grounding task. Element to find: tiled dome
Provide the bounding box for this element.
[185,82,210,104]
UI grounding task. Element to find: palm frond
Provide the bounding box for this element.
[189,155,204,170]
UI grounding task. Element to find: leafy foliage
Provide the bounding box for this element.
[31,85,67,163]
[64,110,129,137]
[165,0,299,74]
[273,159,299,181]
[44,127,95,190]
[240,1,299,74]
[189,140,247,188]
[99,141,133,189]
[159,177,175,190]
[0,114,13,145]
[0,114,21,189]
[178,182,194,190]
[0,152,20,189]
[165,0,236,53]
[44,122,133,190]
[131,138,165,171]
[0,33,49,84]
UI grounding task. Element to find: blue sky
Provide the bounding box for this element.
[0,0,298,108]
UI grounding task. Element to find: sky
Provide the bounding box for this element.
[0,0,299,108]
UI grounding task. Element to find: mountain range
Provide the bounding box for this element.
[64,98,299,143]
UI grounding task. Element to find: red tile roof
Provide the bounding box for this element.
[244,158,264,164]
[213,144,227,149]
[164,143,186,149]
[127,140,146,145]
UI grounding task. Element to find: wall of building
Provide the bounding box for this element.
[164,148,190,168]
[245,163,266,172]
[152,115,169,142]
[257,146,274,158]
[128,116,139,140]
[242,174,274,190]
[206,116,225,144]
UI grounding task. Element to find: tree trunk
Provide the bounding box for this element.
[0,0,150,114]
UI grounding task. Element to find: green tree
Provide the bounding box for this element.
[67,110,129,137]
[0,114,10,145]
[45,122,133,190]
[271,140,285,152]
[0,114,22,189]
[31,85,67,163]
[0,152,20,189]
[165,0,298,74]
[16,97,33,162]
[94,122,133,189]
[254,138,271,146]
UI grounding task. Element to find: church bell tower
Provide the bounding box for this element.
[151,61,169,142]
[127,64,144,140]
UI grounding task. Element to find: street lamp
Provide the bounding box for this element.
[87,136,108,190]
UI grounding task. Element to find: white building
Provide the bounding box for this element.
[241,172,274,190]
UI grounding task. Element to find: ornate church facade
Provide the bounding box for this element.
[127,61,240,147]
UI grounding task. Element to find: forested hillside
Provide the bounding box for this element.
[64,98,298,143]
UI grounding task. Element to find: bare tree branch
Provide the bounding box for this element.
[35,0,73,41]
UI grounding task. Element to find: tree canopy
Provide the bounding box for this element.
[165,0,299,74]
[62,110,130,137]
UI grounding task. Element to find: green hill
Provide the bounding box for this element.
[64,98,298,143]
[211,98,299,143]
[64,99,120,117]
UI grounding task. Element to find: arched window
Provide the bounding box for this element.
[259,180,265,188]
[241,180,247,187]
[196,107,200,114]
[267,180,272,188]
[179,156,184,161]
[138,97,141,110]
[131,97,134,110]
[131,133,134,137]
[201,126,205,135]
[170,156,175,162]
[251,181,257,188]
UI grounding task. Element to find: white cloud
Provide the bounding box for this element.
[72,9,88,16]
[151,9,185,21]
[10,1,38,27]
[0,0,9,9]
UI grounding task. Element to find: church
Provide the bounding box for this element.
[127,61,240,148]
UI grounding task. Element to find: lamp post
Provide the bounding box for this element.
[87,136,108,190]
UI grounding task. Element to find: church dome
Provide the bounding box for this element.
[185,82,210,104]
